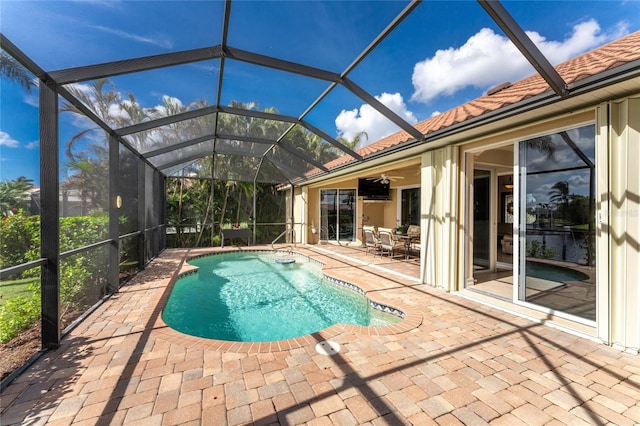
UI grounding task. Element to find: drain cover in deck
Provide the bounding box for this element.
[315,340,340,355]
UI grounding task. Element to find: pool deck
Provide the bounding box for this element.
[1,244,639,425]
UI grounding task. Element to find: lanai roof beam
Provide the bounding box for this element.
[213,0,233,160]
[478,0,568,96]
[145,135,217,159]
[115,106,219,136]
[218,106,362,159]
[48,47,223,85]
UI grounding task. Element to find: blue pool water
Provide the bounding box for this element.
[162,251,401,342]
[526,261,589,282]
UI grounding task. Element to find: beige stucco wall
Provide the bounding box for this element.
[602,97,640,353]
[362,202,385,229]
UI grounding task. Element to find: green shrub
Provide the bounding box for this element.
[0,293,40,342]
[59,215,109,252]
[0,212,110,342]
[0,212,40,276]
[527,240,555,259]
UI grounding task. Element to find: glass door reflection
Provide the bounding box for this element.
[473,170,491,271]
[518,126,596,321]
[320,189,356,243]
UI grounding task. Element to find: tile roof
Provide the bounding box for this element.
[314,30,640,176]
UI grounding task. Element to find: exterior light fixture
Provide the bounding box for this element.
[116,195,123,209]
[504,176,514,190]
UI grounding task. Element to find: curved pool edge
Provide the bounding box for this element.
[155,248,423,353]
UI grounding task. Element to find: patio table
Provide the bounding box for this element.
[395,234,418,259]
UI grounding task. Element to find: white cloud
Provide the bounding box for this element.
[26,141,40,150]
[531,20,608,63]
[335,92,417,146]
[68,82,95,96]
[91,25,173,49]
[0,131,20,148]
[24,93,39,108]
[108,103,131,121]
[411,20,625,103]
[567,174,590,187]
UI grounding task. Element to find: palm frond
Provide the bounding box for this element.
[0,51,34,92]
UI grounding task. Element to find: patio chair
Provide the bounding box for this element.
[363,226,381,255]
[377,227,405,258]
[407,225,420,236]
[406,225,421,252]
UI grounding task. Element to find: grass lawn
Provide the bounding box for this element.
[0,277,38,307]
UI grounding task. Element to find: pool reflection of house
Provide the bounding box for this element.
[290,31,640,354]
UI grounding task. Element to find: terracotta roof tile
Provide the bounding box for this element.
[305,31,640,179]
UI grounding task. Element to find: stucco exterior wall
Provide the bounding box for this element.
[604,97,640,353]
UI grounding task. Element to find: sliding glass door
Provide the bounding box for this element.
[320,189,356,242]
[518,125,596,321]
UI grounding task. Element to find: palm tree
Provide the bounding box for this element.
[525,135,555,159]
[0,50,34,92]
[234,181,254,224]
[0,177,33,216]
[218,180,236,230]
[338,131,368,151]
[62,147,109,211]
[60,80,153,218]
[548,181,570,221]
[280,124,338,170]
[59,84,288,245]
[61,79,122,127]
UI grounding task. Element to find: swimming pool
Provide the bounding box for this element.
[526,261,589,282]
[162,251,402,342]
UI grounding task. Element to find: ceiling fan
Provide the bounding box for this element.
[368,173,404,184]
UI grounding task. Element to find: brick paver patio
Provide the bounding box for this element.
[1,245,639,425]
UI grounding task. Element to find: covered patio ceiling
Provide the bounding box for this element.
[0,0,619,185]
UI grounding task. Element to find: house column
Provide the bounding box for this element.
[420,145,459,289]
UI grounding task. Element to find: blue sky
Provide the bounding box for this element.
[1,0,639,186]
